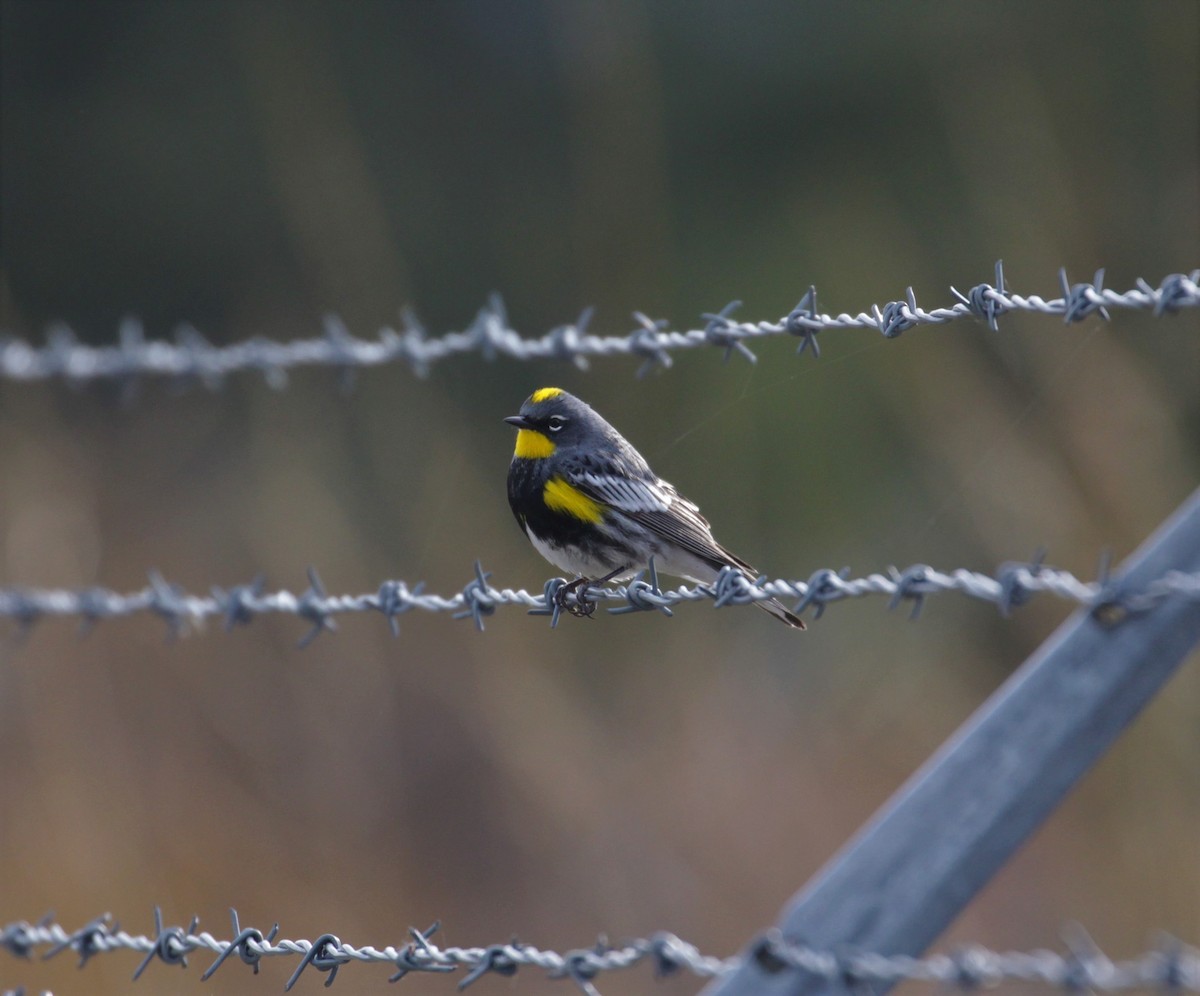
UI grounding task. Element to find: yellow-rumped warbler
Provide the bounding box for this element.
[505,387,805,629]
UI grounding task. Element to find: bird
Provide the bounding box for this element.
[505,387,805,628]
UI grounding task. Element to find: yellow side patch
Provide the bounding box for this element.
[514,429,556,460]
[531,386,564,403]
[543,476,605,524]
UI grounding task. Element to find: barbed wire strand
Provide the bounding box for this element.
[2,560,1198,641]
[2,911,1196,993]
[1,266,1196,387]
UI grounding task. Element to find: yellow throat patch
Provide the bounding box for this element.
[543,476,604,524]
[514,429,556,459]
[531,386,564,402]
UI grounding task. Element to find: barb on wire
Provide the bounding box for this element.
[1,266,1195,388]
[1,912,1196,992]
[1,560,1197,641]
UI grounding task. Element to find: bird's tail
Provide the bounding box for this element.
[757,596,806,629]
[703,551,806,630]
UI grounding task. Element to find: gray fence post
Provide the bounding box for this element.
[706,487,1200,996]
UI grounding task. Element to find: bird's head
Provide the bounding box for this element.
[504,387,601,459]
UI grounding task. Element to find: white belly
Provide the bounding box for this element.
[525,522,725,586]
[527,529,622,578]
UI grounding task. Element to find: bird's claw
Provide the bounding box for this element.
[556,576,598,618]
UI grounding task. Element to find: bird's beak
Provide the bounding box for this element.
[504,415,532,429]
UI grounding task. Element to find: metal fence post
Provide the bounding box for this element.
[706,487,1200,996]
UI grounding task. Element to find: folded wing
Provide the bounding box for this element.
[566,466,753,573]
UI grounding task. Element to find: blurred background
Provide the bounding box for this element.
[1,1,1197,993]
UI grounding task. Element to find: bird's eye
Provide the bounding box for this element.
[547,415,566,432]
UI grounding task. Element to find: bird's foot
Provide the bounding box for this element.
[556,576,597,618]
[555,566,626,618]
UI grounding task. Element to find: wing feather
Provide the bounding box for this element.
[564,465,747,571]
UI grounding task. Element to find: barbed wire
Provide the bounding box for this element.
[2,911,1196,993]
[1,265,1195,387]
[1,559,1197,642]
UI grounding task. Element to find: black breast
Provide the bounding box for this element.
[507,457,549,535]
[507,457,604,551]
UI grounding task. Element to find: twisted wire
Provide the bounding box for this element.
[2,912,1195,993]
[1,266,1195,387]
[1,560,1197,640]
